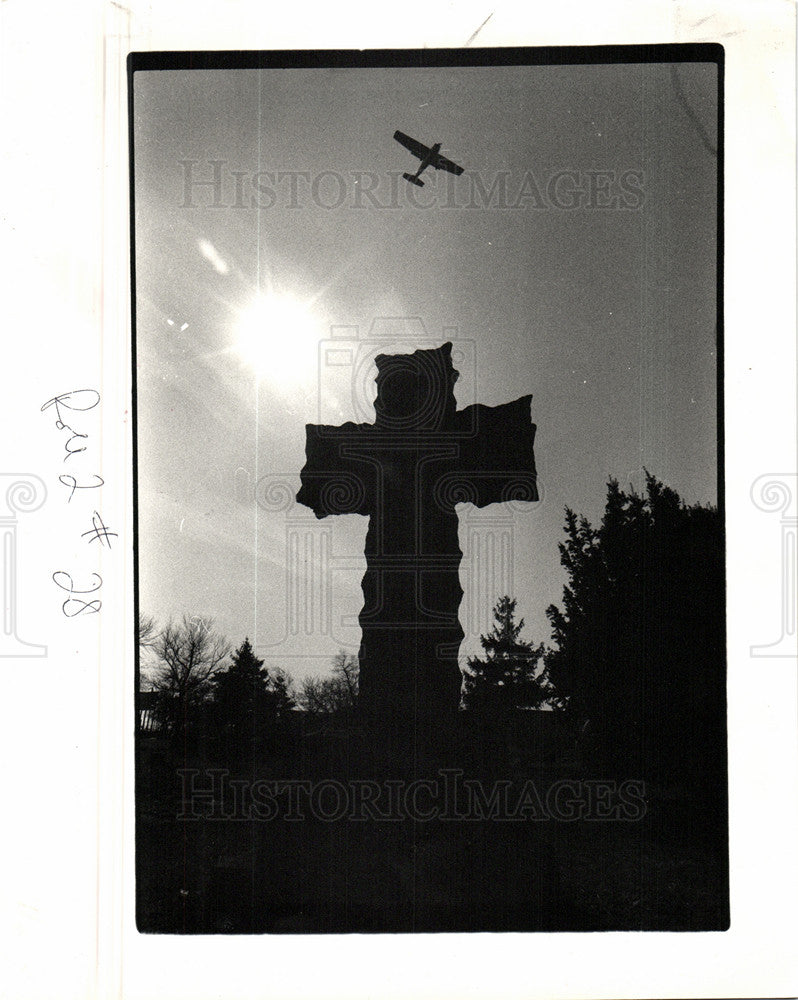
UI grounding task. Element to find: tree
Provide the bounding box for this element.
[331,650,359,706]
[151,615,230,733]
[209,638,284,751]
[299,676,335,714]
[137,612,161,694]
[545,473,725,783]
[462,597,552,712]
[298,651,359,715]
[267,666,297,716]
[137,612,159,650]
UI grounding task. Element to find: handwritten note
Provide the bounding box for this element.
[40,390,116,617]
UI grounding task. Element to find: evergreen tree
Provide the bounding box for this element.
[545,473,726,785]
[209,638,279,751]
[268,666,296,716]
[463,596,551,712]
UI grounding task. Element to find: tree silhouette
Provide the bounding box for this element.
[137,612,162,698]
[266,665,296,716]
[137,612,158,650]
[151,615,230,734]
[298,651,359,715]
[463,596,551,713]
[545,473,725,785]
[332,650,359,706]
[209,638,286,752]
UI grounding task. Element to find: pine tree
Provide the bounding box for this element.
[545,473,725,783]
[209,638,278,750]
[463,596,550,712]
[268,666,296,716]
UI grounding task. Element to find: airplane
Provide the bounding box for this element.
[393,131,464,187]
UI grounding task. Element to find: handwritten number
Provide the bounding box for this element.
[62,597,102,617]
[52,573,102,617]
[59,473,104,502]
[52,571,102,595]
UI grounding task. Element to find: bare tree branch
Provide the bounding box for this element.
[298,652,359,714]
[151,614,230,725]
[137,612,159,650]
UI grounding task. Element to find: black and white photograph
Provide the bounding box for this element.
[132,47,728,935]
[1,1,797,997]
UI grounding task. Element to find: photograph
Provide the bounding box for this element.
[130,46,728,934]
[4,0,798,995]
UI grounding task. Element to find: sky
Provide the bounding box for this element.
[133,58,718,684]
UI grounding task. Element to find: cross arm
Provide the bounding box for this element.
[296,422,374,518]
[447,395,538,508]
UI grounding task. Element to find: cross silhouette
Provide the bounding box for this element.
[297,342,538,729]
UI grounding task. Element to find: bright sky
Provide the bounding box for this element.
[133,59,718,683]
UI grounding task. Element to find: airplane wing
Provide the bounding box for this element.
[393,130,430,160]
[435,154,464,176]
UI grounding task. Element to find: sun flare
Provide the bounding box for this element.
[234,293,320,385]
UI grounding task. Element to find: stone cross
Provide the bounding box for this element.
[297,342,538,728]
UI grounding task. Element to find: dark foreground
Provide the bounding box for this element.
[136,712,729,934]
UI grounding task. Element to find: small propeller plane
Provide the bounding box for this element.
[393,131,465,187]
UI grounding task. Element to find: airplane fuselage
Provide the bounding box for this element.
[394,131,463,187]
[413,142,441,180]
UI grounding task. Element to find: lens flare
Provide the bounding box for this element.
[234,293,320,386]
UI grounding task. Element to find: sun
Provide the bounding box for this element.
[234,293,320,385]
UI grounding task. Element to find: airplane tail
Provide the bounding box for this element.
[402,172,424,187]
